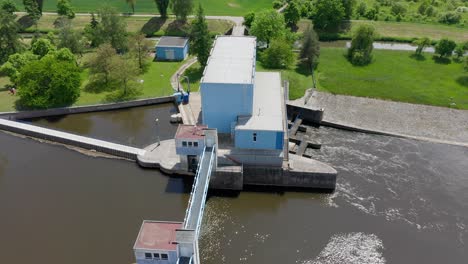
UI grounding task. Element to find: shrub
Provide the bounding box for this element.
[272,0,284,9]
[260,38,294,69]
[435,38,456,57]
[391,2,407,16]
[439,11,461,24]
[347,24,375,66]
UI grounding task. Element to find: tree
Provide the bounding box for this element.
[57,19,84,55]
[341,0,355,19]
[413,37,431,56]
[125,0,136,14]
[23,0,41,25]
[17,55,81,109]
[454,44,466,60]
[190,4,212,67]
[284,0,301,28]
[154,0,169,18]
[170,0,193,22]
[0,11,23,64]
[464,57,468,72]
[31,38,56,57]
[300,24,320,70]
[435,38,456,58]
[439,12,461,25]
[243,12,255,28]
[57,0,75,19]
[0,52,37,85]
[250,9,286,46]
[311,0,345,30]
[87,43,118,86]
[356,2,367,17]
[89,6,128,51]
[128,33,152,72]
[109,56,140,98]
[347,24,375,66]
[260,38,294,69]
[391,2,407,16]
[1,0,18,14]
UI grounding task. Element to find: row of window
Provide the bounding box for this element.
[145,253,168,260]
[182,141,199,147]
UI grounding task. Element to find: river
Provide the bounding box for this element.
[1,105,467,264]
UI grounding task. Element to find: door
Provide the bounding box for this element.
[165,49,175,60]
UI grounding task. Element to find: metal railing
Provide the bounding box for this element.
[183,146,207,227]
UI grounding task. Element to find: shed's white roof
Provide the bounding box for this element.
[236,72,284,131]
[201,36,256,84]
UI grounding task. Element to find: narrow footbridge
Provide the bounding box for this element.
[178,146,216,264]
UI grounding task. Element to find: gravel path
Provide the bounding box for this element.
[290,91,468,145]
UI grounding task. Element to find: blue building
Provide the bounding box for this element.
[156,37,189,61]
[200,36,286,160]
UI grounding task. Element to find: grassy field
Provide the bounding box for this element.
[317,48,468,109]
[20,14,233,36]
[12,0,273,16]
[0,58,185,111]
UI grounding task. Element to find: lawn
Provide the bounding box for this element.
[12,0,273,16]
[317,48,468,109]
[0,77,15,112]
[19,14,234,36]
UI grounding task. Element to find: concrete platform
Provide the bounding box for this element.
[137,139,193,176]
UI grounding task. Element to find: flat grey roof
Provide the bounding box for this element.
[201,36,256,84]
[236,72,284,132]
[156,36,189,48]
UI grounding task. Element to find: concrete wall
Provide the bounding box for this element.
[210,166,243,190]
[227,149,283,167]
[235,129,283,150]
[242,166,336,190]
[156,44,188,61]
[0,96,175,120]
[175,138,205,156]
[286,104,323,124]
[135,249,178,264]
[201,83,253,133]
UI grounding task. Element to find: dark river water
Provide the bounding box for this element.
[1,104,467,264]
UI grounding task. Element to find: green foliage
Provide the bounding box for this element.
[57,0,75,19]
[347,24,375,66]
[454,44,466,60]
[260,38,294,69]
[341,0,355,19]
[22,0,41,24]
[17,55,81,109]
[87,43,117,86]
[1,0,18,14]
[0,11,23,64]
[128,33,152,72]
[107,55,141,100]
[435,38,456,57]
[391,2,407,16]
[438,11,461,25]
[154,0,169,18]
[464,56,468,72]
[86,6,128,51]
[284,0,301,28]
[190,4,212,67]
[357,2,367,17]
[52,47,76,63]
[300,24,320,69]
[413,37,431,56]
[311,0,345,30]
[243,12,255,28]
[272,0,284,9]
[250,9,286,45]
[56,19,84,54]
[170,0,193,22]
[31,38,56,57]
[0,51,37,85]
[125,0,136,13]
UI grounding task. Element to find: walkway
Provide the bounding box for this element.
[290,90,468,146]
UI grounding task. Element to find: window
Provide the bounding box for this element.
[161,253,168,260]
[253,133,257,142]
[145,253,152,259]
[153,253,160,259]
[188,142,193,147]
[182,141,187,147]
[194,142,198,147]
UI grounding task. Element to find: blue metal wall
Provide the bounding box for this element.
[201,83,253,133]
[156,43,188,61]
[234,130,284,150]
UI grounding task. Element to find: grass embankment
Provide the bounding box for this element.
[317,48,468,109]
[20,14,233,37]
[297,19,468,42]
[12,0,273,16]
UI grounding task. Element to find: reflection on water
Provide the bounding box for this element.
[23,103,179,147]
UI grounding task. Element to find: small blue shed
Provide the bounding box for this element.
[155,36,189,61]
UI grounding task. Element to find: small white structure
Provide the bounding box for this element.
[133,221,182,264]
[175,125,218,171]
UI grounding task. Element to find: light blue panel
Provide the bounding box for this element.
[201,83,253,133]
[183,42,189,59]
[275,131,284,150]
[234,129,281,150]
[156,46,186,61]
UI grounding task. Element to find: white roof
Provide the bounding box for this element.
[236,72,284,131]
[201,36,256,84]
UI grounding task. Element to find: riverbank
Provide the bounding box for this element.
[291,90,468,146]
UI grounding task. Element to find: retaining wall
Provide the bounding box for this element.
[286,104,323,124]
[0,119,145,160]
[0,96,175,120]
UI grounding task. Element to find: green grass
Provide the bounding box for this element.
[181,62,203,92]
[12,0,273,16]
[317,48,468,109]
[0,77,15,112]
